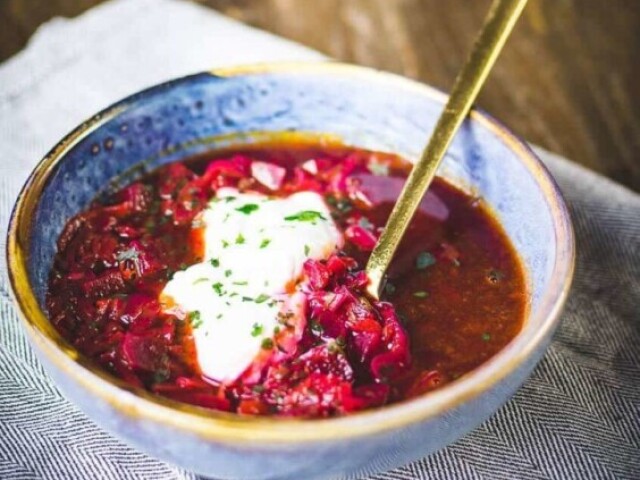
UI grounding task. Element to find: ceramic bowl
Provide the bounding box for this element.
[6,63,574,480]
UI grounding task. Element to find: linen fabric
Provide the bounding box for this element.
[0,0,637,478]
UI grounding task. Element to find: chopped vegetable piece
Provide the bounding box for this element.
[251,323,264,337]
[284,210,326,222]
[415,251,436,270]
[235,203,259,215]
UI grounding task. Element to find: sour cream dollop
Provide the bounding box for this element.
[161,188,343,383]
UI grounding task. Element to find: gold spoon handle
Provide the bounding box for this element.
[365,0,528,299]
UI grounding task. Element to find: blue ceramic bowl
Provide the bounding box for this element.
[7,63,574,480]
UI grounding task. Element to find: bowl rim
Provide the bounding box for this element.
[6,61,575,445]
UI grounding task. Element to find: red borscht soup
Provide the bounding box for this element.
[47,142,526,417]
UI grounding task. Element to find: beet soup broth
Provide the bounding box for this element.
[46,142,526,417]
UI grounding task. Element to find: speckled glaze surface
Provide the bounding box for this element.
[7,63,574,480]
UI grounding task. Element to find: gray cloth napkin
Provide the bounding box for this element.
[0,0,638,479]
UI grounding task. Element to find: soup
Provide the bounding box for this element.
[46,143,526,417]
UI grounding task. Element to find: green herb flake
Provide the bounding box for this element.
[487,269,505,283]
[241,296,254,302]
[254,293,270,304]
[210,258,220,268]
[224,196,236,203]
[235,233,245,245]
[232,280,248,286]
[224,269,232,277]
[304,244,310,256]
[189,311,203,329]
[260,238,271,249]
[261,338,274,350]
[212,282,224,295]
[144,218,157,230]
[236,203,259,215]
[116,248,139,262]
[216,313,223,320]
[384,282,397,296]
[482,332,492,342]
[222,239,230,248]
[193,277,209,285]
[284,210,327,222]
[251,323,264,337]
[326,195,352,213]
[415,251,436,270]
[310,320,323,335]
[413,291,429,298]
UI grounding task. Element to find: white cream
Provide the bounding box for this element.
[161,188,342,383]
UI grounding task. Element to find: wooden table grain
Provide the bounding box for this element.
[1,0,638,191]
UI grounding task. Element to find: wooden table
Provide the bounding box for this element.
[2,0,638,191]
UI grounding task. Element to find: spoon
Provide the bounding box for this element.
[365,0,528,299]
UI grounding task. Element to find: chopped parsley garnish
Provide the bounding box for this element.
[241,296,254,302]
[413,291,429,298]
[235,233,245,244]
[216,313,223,319]
[212,282,224,295]
[482,332,491,341]
[224,269,232,277]
[260,238,271,249]
[144,218,157,230]
[310,320,323,335]
[235,203,259,215]
[284,210,326,222]
[326,195,352,213]
[251,323,264,337]
[254,293,270,304]
[188,311,203,328]
[487,269,505,283]
[384,282,397,296]
[116,248,139,262]
[415,251,436,270]
[224,196,236,203]
[304,244,310,256]
[193,277,209,285]
[210,258,220,268]
[232,280,248,286]
[222,239,229,248]
[261,338,274,350]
